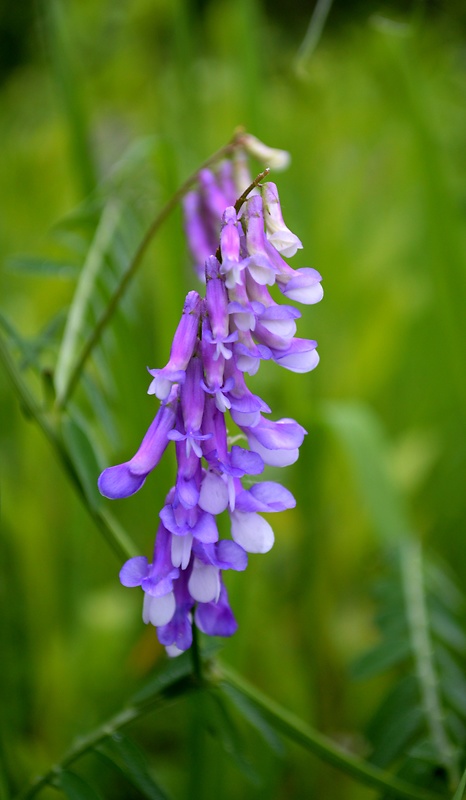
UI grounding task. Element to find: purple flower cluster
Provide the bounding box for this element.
[98,153,323,656]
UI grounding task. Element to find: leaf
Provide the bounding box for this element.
[429,605,466,655]
[54,201,123,406]
[220,681,284,755]
[103,136,158,190]
[322,401,411,544]
[400,538,459,782]
[56,770,102,800]
[436,646,466,720]
[367,676,424,768]
[99,733,170,800]
[0,314,32,362]
[6,255,77,278]
[351,638,411,680]
[453,767,466,800]
[204,689,260,785]
[61,414,103,509]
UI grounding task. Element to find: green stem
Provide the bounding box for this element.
[14,689,193,800]
[0,331,135,562]
[56,129,249,411]
[190,623,203,684]
[233,168,270,214]
[295,0,335,73]
[217,663,446,800]
[215,167,270,265]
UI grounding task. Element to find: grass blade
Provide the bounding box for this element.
[54,201,122,406]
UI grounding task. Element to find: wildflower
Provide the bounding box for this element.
[99,137,322,655]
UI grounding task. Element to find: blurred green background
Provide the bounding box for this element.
[1,0,465,798]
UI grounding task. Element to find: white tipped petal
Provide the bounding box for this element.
[230,510,274,554]
[267,230,303,258]
[188,559,221,603]
[143,592,176,626]
[166,644,184,658]
[199,472,229,515]
[171,533,193,569]
[247,432,300,467]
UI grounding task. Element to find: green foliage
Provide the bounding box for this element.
[1,1,465,799]
[98,734,171,800]
[57,771,103,800]
[353,546,466,793]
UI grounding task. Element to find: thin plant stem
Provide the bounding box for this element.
[215,167,270,263]
[190,622,203,684]
[295,0,335,74]
[56,129,249,411]
[217,663,446,800]
[15,650,447,800]
[14,688,195,800]
[234,167,270,213]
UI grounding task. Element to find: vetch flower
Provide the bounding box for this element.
[147,291,202,400]
[261,182,303,257]
[99,144,323,655]
[98,386,178,499]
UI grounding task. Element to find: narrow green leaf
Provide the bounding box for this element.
[57,770,102,800]
[81,373,117,443]
[0,311,66,374]
[429,606,466,655]
[103,136,158,189]
[426,562,464,615]
[204,690,260,785]
[452,768,466,800]
[61,415,102,509]
[220,681,284,755]
[351,638,411,680]
[54,201,122,406]
[6,255,77,278]
[367,677,424,768]
[436,646,466,720]
[219,663,443,800]
[100,734,170,800]
[322,401,411,543]
[0,314,33,363]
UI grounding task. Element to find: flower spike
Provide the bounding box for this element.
[99,135,323,654]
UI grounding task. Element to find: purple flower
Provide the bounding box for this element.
[147,291,202,400]
[98,386,178,499]
[230,510,275,554]
[182,191,216,281]
[243,415,307,467]
[157,570,194,654]
[100,153,323,654]
[269,338,319,373]
[195,583,238,638]
[261,182,303,257]
[277,267,324,305]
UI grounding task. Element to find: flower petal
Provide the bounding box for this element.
[198,471,229,514]
[119,556,149,587]
[98,465,147,499]
[188,559,221,603]
[143,591,176,626]
[230,510,274,553]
